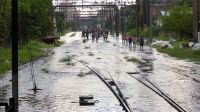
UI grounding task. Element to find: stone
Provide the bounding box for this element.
[188,42,195,48]
[151,40,173,48]
[166,44,173,48]
[192,43,200,50]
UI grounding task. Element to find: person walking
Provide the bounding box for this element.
[96,31,100,43]
[128,36,133,48]
[92,31,95,42]
[132,35,136,48]
[86,30,89,40]
[139,36,144,51]
[103,32,106,41]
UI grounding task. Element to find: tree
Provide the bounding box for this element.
[161,5,193,40]
[55,12,69,33]
[0,0,11,46]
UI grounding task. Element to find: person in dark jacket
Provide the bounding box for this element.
[128,36,133,48]
[86,30,89,40]
[139,36,144,50]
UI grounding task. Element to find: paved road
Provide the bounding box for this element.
[0,32,200,112]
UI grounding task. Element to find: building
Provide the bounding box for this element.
[136,0,173,28]
[149,0,173,28]
[193,0,200,42]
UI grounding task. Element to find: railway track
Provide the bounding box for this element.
[73,58,132,112]
[127,73,187,112]
[73,58,187,112]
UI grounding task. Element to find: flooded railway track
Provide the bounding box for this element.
[74,57,187,112]
[73,58,132,112]
[127,73,187,112]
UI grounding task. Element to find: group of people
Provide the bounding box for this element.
[82,29,145,51]
[82,29,109,43]
[122,34,144,51]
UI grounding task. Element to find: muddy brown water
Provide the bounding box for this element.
[0,32,200,112]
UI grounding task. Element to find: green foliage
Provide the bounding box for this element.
[155,42,200,62]
[154,34,170,41]
[0,0,54,46]
[126,15,136,32]
[125,56,142,64]
[127,26,157,37]
[0,40,54,75]
[55,12,70,33]
[19,0,53,39]
[161,5,193,39]
[173,0,192,7]
[0,0,11,46]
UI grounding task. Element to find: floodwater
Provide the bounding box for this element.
[0,32,200,112]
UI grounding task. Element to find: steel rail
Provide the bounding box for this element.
[106,70,132,111]
[127,74,187,112]
[73,58,132,112]
[143,77,187,112]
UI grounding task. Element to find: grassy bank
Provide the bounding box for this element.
[0,40,54,75]
[154,41,200,62]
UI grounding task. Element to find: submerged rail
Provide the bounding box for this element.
[73,58,132,112]
[127,74,187,112]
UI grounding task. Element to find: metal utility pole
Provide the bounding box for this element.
[12,0,18,111]
[136,3,139,39]
[121,5,125,34]
[115,6,119,37]
[193,0,200,42]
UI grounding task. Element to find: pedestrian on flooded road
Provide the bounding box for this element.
[96,31,100,43]
[125,35,129,45]
[86,30,89,40]
[132,35,136,48]
[105,30,109,41]
[82,30,85,37]
[128,36,133,48]
[92,31,95,42]
[103,30,108,42]
[103,32,106,41]
[122,35,125,43]
[139,36,144,51]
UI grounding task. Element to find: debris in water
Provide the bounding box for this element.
[84,46,90,49]
[127,72,140,74]
[41,68,49,73]
[88,52,95,56]
[59,56,72,62]
[66,62,75,66]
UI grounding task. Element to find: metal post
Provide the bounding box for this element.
[136,4,139,40]
[193,0,200,42]
[115,6,119,37]
[121,7,124,34]
[12,0,18,111]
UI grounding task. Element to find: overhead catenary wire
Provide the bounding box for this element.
[20,0,39,92]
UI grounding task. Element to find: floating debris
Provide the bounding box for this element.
[127,72,140,74]
[41,68,49,73]
[59,56,72,62]
[66,62,75,66]
[125,56,142,64]
[88,52,95,56]
[84,46,90,49]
